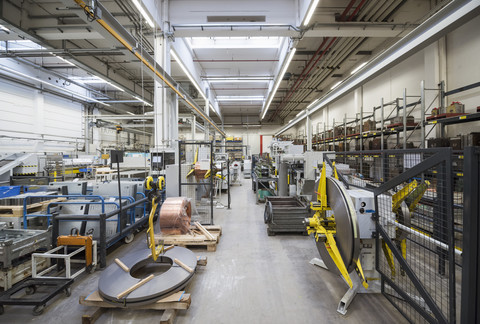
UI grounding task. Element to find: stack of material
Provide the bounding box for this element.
[264,196,311,236]
[159,197,192,235]
[0,191,55,206]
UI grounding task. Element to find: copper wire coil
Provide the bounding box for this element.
[159,197,192,234]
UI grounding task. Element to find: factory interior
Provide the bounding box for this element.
[0,0,479,323]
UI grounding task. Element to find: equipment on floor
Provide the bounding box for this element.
[0,277,74,316]
[229,161,242,186]
[0,228,51,269]
[32,234,97,279]
[243,159,252,179]
[159,197,192,235]
[305,161,430,314]
[305,162,375,314]
[98,246,197,306]
[264,196,310,236]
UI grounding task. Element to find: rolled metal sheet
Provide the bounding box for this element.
[316,177,360,273]
[98,246,197,306]
[159,197,192,234]
[396,202,411,241]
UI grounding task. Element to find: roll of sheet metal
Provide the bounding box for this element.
[316,177,360,273]
[98,246,197,306]
[159,197,192,235]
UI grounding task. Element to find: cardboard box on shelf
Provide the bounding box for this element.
[446,102,465,114]
[390,116,415,125]
[371,138,387,150]
[363,120,376,132]
[464,132,480,147]
[450,137,463,150]
[427,138,450,148]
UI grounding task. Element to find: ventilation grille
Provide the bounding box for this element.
[207,16,266,23]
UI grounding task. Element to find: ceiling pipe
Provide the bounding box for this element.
[70,0,226,137]
[268,0,363,122]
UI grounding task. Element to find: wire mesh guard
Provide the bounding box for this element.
[329,149,459,323]
[178,141,214,225]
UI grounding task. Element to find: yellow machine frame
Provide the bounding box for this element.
[306,162,368,289]
[145,176,166,261]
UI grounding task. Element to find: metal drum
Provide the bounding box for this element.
[315,177,360,273]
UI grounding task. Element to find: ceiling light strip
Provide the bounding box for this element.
[303,0,320,27]
[261,47,296,120]
[171,50,207,101]
[132,0,155,28]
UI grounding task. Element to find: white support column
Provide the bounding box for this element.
[306,112,312,151]
[191,115,196,140]
[153,1,176,150]
[33,90,44,152]
[154,34,167,149]
[204,90,209,141]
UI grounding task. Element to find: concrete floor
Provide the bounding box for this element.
[2,178,408,323]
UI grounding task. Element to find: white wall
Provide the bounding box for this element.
[0,77,84,154]
[178,124,279,155]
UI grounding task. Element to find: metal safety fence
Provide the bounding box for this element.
[325,148,463,323]
[178,141,214,225]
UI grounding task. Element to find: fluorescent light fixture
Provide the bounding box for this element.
[331,81,342,90]
[351,62,368,75]
[79,76,125,92]
[261,47,296,120]
[134,96,153,107]
[303,0,320,27]
[132,0,155,28]
[288,119,294,123]
[0,25,10,32]
[208,79,271,83]
[127,112,135,115]
[296,111,304,117]
[170,50,207,101]
[0,64,110,106]
[306,98,319,109]
[6,40,46,51]
[49,52,75,66]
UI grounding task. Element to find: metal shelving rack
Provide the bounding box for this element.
[311,80,450,152]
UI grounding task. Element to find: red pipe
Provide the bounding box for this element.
[260,135,263,155]
[268,0,365,121]
[339,0,358,21]
[348,0,367,20]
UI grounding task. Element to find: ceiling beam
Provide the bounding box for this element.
[171,23,414,38]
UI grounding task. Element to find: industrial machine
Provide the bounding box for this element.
[305,162,430,314]
[229,161,242,186]
[151,149,175,175]
[243,159,252,179]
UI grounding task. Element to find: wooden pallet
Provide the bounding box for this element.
[0,197,66,217]
[80,290,190,324]
[154,225,222,252]
[426,112,466,121]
